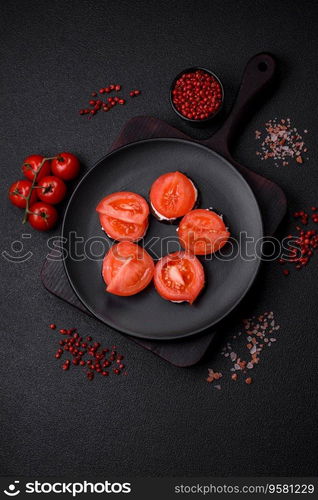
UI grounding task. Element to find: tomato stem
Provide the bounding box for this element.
[11,189,28,200]
[22,156,57,224]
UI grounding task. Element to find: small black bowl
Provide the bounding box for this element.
[170,67,224,126]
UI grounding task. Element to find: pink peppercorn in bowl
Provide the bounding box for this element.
[170,67,224,125]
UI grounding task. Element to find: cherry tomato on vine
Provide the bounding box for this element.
[37,176,67,205]
[28,202,58,231]
[51,152,80,181]
[22,155,51,181]
[8,180,38,209]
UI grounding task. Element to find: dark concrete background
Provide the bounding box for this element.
[1,0,317,477]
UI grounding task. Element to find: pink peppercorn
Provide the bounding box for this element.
[172,69,222,120]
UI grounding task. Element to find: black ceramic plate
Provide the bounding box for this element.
[62,138,263,340]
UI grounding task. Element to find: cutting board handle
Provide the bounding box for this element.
[203,53,276,156]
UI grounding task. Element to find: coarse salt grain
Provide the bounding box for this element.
[206,369,223,383]
[255,118,308,167]
[206,312,280,388]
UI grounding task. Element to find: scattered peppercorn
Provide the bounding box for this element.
[50,325,127,381]
[279,207,318,275]
[79,83,141,119]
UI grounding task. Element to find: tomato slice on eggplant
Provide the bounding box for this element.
[149,171,197,220]
[96,191,149,225]
[102,241,154,296]
[154,251,205,304]
[178,208,230,255]
[97,191,149,241]
[99,213,148,242]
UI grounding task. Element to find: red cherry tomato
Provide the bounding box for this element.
[178,209,230,255]
[102,241,154,296]
[28,202,58,231]
[154,251,205,304]
[149,171,197,220]
[22,155,51,181]
[51,152,80,181]
[8,180,38,209]
[96,192,149,241]
[37,176,67,205]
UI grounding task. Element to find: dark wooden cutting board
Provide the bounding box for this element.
[41,53,287,366]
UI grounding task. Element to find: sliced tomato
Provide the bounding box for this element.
[99,213,148,242]
[154,251,205,304]
[102,241,154,296]
[178,209,230,255]
[96,192,149,225]
[149,171,197,220]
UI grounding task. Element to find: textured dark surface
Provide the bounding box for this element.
[1,0,318,477]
